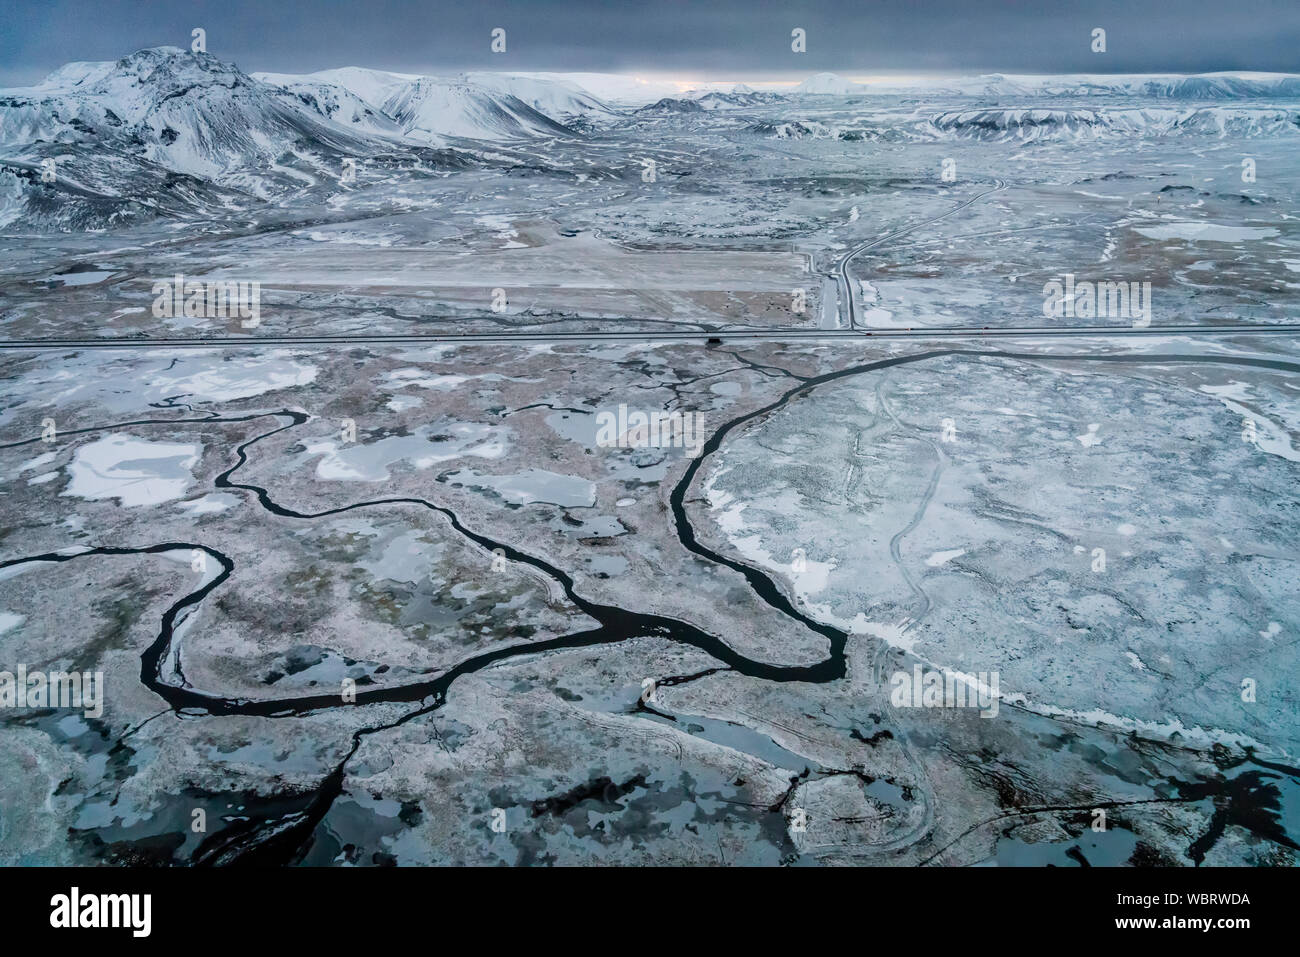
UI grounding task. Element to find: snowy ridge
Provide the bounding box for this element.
[4,49,1300,230]
[0,47,392,179]
[280,67,421,111]
[258,67,617,140]
[459,72,616,120]
[0,48,614,227]
[967,72,1300,99]
[927,106,1300,141]
[785,71,1300,98]
[379,77,576,143]
[251,73,407,138]
[747,104,1300,143]
[0,48,478,229]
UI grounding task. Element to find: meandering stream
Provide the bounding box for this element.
[3,346,1298,863]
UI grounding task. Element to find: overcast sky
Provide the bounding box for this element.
[3,0,1299,86]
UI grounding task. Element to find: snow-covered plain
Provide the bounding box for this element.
[0,50,1298,868]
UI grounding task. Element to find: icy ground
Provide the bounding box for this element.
[0,52,1297,865]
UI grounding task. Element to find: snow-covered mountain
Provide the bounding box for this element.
[636,97,706,115]
[266,66,594,138]
[0,49,612,166]
[481,72,676,106]
[4,47,1299,231]
[744,104,1300,144]
[812,71,1300,98]
[927,106,1300,141]
[256,67,617,141]
[485,74,773,106]
[965,72,1300,99]
[636,88,781,114]
[279,67,421,111]
[379,77,576,142]
[0,48,482,228]
[694,89,783,109]
[794,73,866,96]
[775,70,1300,99]
[0,47,390,180]
[0,46,432,231]
[458,73,616,121]
[252,71,408,138]
[745,119,839,139]
[0,48,618,227]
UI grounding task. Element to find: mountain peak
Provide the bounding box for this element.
[795,72,863,95]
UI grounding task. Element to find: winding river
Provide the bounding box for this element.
[3,345,1299,863]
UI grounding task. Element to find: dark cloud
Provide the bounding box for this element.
[3,0,1298,86]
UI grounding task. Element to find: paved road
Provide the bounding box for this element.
[836,179,1008,330]
[0,323,1295,351]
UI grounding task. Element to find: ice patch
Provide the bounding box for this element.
[474,214,526,249]
[386,395,423,413]
[15,451,56,474]
[64,434,201,507]
[445,468,596,507]
[1200,383,1300,462]
[300,230,398,246]
[1201,380,1253,403]
[44,270,114,286]
[176,493,240,515]
[307,424,505,482]
[1133,222,1279,242]
[144,352,318,403]
[383,368,470,391]
[706,467,836,598]
[999,699,1265,753]
[925,548,966,567]
[360,530,437,584]
[856,619,919,654]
